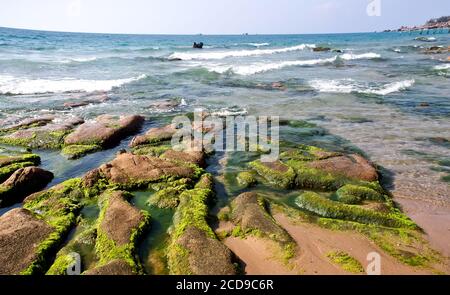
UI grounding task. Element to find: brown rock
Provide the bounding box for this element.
[0,208,54,274]
[231,192,289,241]
[161,149,205,167]
[308,154,378,182]
[130,124,177,147]
[0,115,55,132]
[177,226,236,275]
[98,153,195,186]
[0,116,84,149]
[65,115,144,147]
[100,191,145,246]
[0,167,54,207]
[83,259,135,275]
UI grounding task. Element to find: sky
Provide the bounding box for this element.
[0,0,449,35]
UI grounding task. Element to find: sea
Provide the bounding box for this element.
[0,26,449,207]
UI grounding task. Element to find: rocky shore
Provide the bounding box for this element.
[0,113,448,275]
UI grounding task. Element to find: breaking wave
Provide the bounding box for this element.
[0,74,147,95]
[309,79,415,95]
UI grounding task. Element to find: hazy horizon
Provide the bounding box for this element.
[0,0,449,35]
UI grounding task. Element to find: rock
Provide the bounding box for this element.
[0,208,54,274]
[419,102,430,107]
[97,153,198,188]
[249,160,296,189]
[94,191,149,273]
[307,154,378,182]
[0,153,41,183]
[0,167,54,207]
[313,47,331,52]
[98,191,147,246]
[231,192,290,243]
[0,116,84,149]
[63,101,90,108]
[175,227,236,275]
[130,124,177,147]
[147,99,181,111]
[161,149,205,167]
[0,115,55,132]
[193,42,204,49]
[64,115,144,149]
[236,171,256,188]
[83,259,136,275]
[271,82,286,90]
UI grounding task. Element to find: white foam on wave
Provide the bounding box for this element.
[433,64,450,70]
[208,56,337,75]
[168,44,316,60]
[0,74,147,95]
[339,52,381,60]
[309,79,415,95]
[246,43,270,47]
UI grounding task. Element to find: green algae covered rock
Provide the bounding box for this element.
[249,160,296,189]
[0,117,84,149]
[63,115,144,158]
[167,177,236,275]
[0,167,54,207]
[92,190,150,274]
[19,179,85,274]
[336,184,385,205]
[0,208,54,274]
[295,192,416,229]
[236,171,257,188]
[0,153,40,183]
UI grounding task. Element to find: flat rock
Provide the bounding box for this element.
[100,191,145,246]
[0,116,84,149]
[0,208,54,274]
[98,153,195,186]
[231,192,288,240]
[65,115,144,147]
[130,124,177,147]
[84,259,135,275]
[0,167,54,207]
[177,226,236,275]
[161,149,205,167]
[307,154,378,182]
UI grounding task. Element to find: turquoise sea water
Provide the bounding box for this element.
[0,26,449,202]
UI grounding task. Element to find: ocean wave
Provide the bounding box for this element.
[433,64,450,70]
[339,52,381,60]
[246,43,270,47]
[168,43,316,60]
[208,57,337,75]
[309,79,415,95]
[0,74,147,95]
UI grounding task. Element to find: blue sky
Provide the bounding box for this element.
[0,0,449,34]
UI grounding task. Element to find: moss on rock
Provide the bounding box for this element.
[236,171,257,188]
[249,160,296,189]
[93,190,150,274]
[336,184,385,204]
[21,179,85,274]
[326,251,364,273]
[295,192,416,229]
[62,144,102,159]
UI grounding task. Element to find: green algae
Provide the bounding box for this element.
[62,144,102,159]
[132,144,171,156]
[236,171,257,188]
[94,190,150,274]
[249,160,296,189]
[21,179,85,274]
[295,192,416,229]
[167,185,216,274]
[327,251,364,273]
[336,184,385,204]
